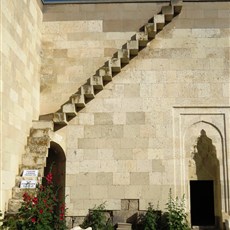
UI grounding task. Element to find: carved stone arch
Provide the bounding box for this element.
[183,120,224,177]
[44,141,66,202]
[183,120,228,228]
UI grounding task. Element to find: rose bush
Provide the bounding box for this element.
[0,170,67,230]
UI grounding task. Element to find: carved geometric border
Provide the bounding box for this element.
[172,106,230,213]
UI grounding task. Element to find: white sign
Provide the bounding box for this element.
[22,170,39,177]
[20,180,37,189]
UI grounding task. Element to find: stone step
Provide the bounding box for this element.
[171,0,183,14]
[28,136,50,147]
[19,165,45,177]
[23,151,48,159]
[108,58,121,73]
[25,146,48,157]
[12,186,37,200]
[39,112,68,126]
[154,14,165,31]
[30,128,51,138]
[81,85,95,99]
[8,199,23,213]
[144,23,157,39]
[90,75,104,90]
[27,145,49,154]
[39,112,68,131]
[32,120,54,130]
[62,102,77,120]
[71,93,86,109]
[98,66,113,82]
[22,154,47,166]
[115,49,130,64]
[126,40,139,56]
[71,93,86,107]
[26,144,48,155]
[133,32,149,47]
[162,5,174,22]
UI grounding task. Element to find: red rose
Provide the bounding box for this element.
[32,197,38,205]
[31,217,36,223]
[23,192,31,202]
[46,172,53,184]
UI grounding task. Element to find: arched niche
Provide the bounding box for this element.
[183,121,227,229]
[44,141,66,202]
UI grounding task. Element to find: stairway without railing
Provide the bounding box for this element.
[8,0,183,213]
[40,0,182,132]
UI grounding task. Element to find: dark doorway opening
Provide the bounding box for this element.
[44,141,66,202]
[190,180,215,226]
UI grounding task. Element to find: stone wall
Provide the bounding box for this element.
[42,1,230,225]
[1,0,229,226]
[43,3,165,31]
[0,0,42,212]
[41,22,134,114]
[60,2,230,219]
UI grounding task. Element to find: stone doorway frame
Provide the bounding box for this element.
[172,106,230,225]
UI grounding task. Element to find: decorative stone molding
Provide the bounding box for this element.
[172,106,230,227]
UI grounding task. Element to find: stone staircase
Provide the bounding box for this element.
[39,0,183,132]
[7,0,183,213]
[8,121,54,213]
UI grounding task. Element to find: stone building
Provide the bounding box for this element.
[1,0,230,229]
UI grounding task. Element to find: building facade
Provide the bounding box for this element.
[1,0,230,228]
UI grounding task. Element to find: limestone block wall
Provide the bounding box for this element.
[42,3,164,32]
[41,1,230,220]
[41,2,168,114]
[0,0,42,212]
[41,21,134,114]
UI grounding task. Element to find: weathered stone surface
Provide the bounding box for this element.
[1,0,42,213]
[8,199,23,213]
[2,1,230,229]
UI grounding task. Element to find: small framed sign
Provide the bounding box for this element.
[20,180,37,189]
[22,170,39,177]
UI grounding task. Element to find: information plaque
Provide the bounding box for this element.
[22,170,39,177]
[20,180,37,189]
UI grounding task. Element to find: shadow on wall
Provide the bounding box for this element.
[192,129,222,228]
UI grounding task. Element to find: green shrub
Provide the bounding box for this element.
[166,189,190,230]
[141,203,160,230]
[81,203,113,230]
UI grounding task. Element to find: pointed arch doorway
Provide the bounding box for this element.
[44,141,66,202]
[173,108,230,230]
[190,129,220,227]
[186,125,223,229]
